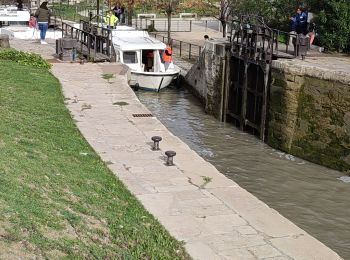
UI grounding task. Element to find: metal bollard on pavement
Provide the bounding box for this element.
[151,136,162,151]
[165,151,176,166]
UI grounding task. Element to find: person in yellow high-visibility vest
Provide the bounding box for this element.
[104,11,118,29]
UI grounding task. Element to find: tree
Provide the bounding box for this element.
[154,0,180,44]
[217,0,234,37]
[316,0,350,51]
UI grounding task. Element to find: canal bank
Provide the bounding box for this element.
[8,38,342,259]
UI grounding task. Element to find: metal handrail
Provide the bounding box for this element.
[229,16,305,59]
[149,32,203,62]
[60,21,115,62]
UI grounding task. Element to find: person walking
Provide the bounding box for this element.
[119,6,125,24]
[104,11,118,29]
[35,1,51,45]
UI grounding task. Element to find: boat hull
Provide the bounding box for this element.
[130,70,179,91]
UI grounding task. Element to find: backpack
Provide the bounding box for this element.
[29,16,37,28]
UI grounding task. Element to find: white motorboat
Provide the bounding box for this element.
[0,5,30,23]
[111,26,180,91]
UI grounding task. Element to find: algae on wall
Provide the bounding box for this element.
[268,70,350,171]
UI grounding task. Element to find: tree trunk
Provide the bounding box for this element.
[221,21,227,38]
[127,4,133,26]
[0,34,10,49]
[167,11,171,45]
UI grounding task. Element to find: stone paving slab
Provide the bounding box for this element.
[49,62,342,260]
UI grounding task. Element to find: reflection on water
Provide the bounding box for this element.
[136,86,350,259]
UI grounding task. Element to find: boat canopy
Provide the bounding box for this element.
[112,29,166,51]
[0,5,30,22]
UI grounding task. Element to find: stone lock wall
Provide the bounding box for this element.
[268,68,350,172]
[184,41,228,120]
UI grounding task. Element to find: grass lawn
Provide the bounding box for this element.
[0,60,190,259]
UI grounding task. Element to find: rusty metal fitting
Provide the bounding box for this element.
[151,136,162,150]
[165,150,176,166]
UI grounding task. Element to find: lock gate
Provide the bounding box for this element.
[225,16,308,141]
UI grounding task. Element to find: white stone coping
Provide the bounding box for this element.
[137,13,156,19]
[179,13,197,19]
[272,58,350,85]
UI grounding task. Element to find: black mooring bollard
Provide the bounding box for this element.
[165,150,176,166]
[151,136,162,150]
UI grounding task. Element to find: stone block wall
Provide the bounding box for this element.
[184,41,228,120]
[268,67,350,171]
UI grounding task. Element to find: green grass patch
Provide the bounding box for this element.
[102,73,115,84]
[113,101,129,106]
[0,60,190,259]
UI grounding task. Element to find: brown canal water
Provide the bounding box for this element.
[136,87,350,259]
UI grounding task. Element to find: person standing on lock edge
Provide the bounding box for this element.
[290,7,308,35]
[35,1,51,45]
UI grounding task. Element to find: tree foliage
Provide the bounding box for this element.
[316,0,350,51]
[233,0,350,52]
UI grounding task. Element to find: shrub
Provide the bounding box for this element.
[0,49,52,69]
[316,0,350,52]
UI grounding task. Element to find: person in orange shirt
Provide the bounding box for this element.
[163,45,172,70]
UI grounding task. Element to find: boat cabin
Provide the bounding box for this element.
[0,5,30,26]
[112,28,173,73]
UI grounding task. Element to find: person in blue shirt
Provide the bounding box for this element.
[290,7,308,35]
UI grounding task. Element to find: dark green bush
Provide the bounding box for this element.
[0,49,52,69]
[316,0,350,52]
[233,0,350,52]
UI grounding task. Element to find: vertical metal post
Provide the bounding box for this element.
[87,35,91,60]
[260,63,270,141]
[276,30,279,57]
[94,35,97,61]
[180,41,182,57]
[190,20,192,32]
[295,34,299,57]
[80,32,83,54]
[241,61,248,131]
[189,43,191,60]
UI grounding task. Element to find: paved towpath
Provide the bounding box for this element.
[11,38,342,259]
[53,63,341,260]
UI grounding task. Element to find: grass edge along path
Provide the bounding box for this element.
[0,60,190,259]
